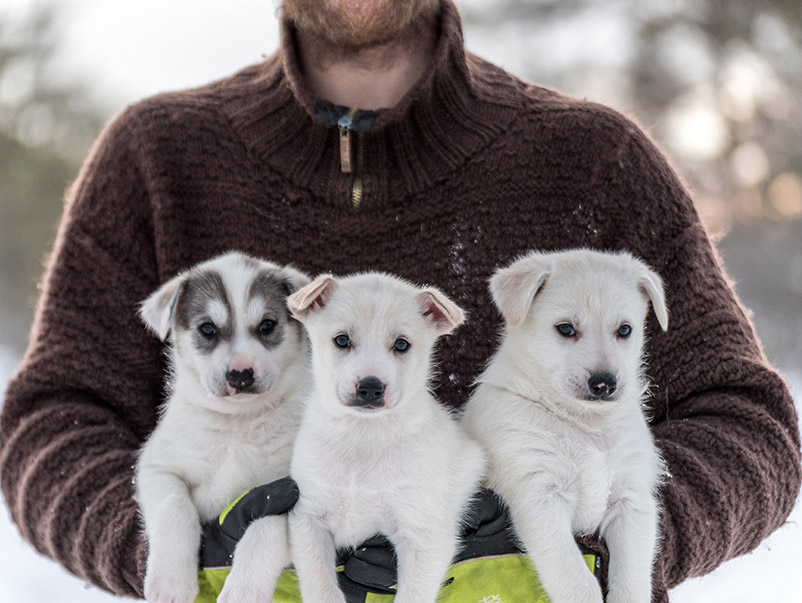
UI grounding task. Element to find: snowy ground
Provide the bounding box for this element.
[1,347,800,601]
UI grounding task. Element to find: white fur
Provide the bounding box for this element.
[284,272,486,603]
[462,248,668,603]
[135,252,310,603]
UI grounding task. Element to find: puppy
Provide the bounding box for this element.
[284,272,486,603]
[135,251,310,603]
[462,249,668,603]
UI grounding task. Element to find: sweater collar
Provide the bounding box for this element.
[223,0,515,204]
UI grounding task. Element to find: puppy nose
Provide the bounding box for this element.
[588,373,617,400]
[355,376,385,407]
[226,367,255,391]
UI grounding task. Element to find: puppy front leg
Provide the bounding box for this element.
[217,515,290,603]
[600,494,659,603]
[391,523,457,603]
[289,509,345,603]
[510,497,603,603]
[138,471,201,603]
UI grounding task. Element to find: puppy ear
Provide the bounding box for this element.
[417,287,466,336]
[139,273,186,341]
[634,262,669,331]
[287,274,337,321]
[489,254,551,327]
[279,265,312,296]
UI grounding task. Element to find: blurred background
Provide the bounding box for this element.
[0,0,800,600]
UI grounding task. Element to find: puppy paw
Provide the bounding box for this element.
[560,577,604,603]
[217,576,269,603]
[143,569,199,603]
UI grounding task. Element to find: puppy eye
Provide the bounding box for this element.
[199,322,217,339]
[258,319,276,335]
[334,334,351,349]
[393,338,410,354]
[555,323,576,338]
[617,324,632,339]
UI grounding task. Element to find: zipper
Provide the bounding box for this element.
[351,132,365,209]
[337,107,366,209]
[338,107,358,174]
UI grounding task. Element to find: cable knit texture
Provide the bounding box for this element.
[0,1,799,600]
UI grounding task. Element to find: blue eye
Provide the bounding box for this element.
[199,322,217,339]
[555,323,576,338]
[393,338,410,353]
[334,334,351,349]
[617,324,632,338]
[259,319,276,335]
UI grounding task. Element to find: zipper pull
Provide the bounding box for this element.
[338,108,358,174]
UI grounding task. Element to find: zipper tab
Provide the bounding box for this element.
[338,109,358,174]
[351,132,365,209]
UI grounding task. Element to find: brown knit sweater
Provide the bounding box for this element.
[1,1,799,600]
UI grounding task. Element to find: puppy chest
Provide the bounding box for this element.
[571,451,613,532]
[323,489,397,548]
[531,442,612,533]
[190,438,294,520]
[301,463,415,547]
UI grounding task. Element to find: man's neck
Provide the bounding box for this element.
[295,24,437,111]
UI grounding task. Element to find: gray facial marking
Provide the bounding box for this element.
[248,271,297,350]
[174,269,233,353]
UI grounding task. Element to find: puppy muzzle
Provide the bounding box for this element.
[350,376,386,409]
[226,367,255,394]
[587,372,617,400]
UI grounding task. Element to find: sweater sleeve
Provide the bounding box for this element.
[596,119,802,598]
[0,107,162,597]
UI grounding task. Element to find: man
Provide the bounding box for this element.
[1,0,799,601]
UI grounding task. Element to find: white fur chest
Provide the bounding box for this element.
[291,402,481,548]
[292,419,419,545]
[463,385,657,535]
[558,432,612,533]
[146,398,302,522]
[191,418,297,520]
[308,457,403,548]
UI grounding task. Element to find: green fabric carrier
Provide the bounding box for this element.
[195,552,598,602]
[196,568,301,602]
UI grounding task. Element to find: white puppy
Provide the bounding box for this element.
[284,272,486,603]
[135,251,310,603]
[462,248,668,603]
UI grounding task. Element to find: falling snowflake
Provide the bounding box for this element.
[478,595,502,603]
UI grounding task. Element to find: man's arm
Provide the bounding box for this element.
[646,219,799,588]
[0,107,162,596]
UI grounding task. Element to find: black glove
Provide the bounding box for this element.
[199,482,603,603]
[200,476,299,568]
[338,488,603,601]
[337,488,520,595]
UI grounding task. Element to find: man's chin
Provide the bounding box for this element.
[282,0,439,48]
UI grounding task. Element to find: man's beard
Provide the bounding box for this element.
[282,0,440,49]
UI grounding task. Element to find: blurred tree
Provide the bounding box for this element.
[462,0,802,371]
[0,5,104,352]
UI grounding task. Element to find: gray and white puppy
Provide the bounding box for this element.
[135,251,310,603]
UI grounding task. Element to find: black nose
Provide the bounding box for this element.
[227,367,255,391]
[588,373,617,400]
[354,376,385,408]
